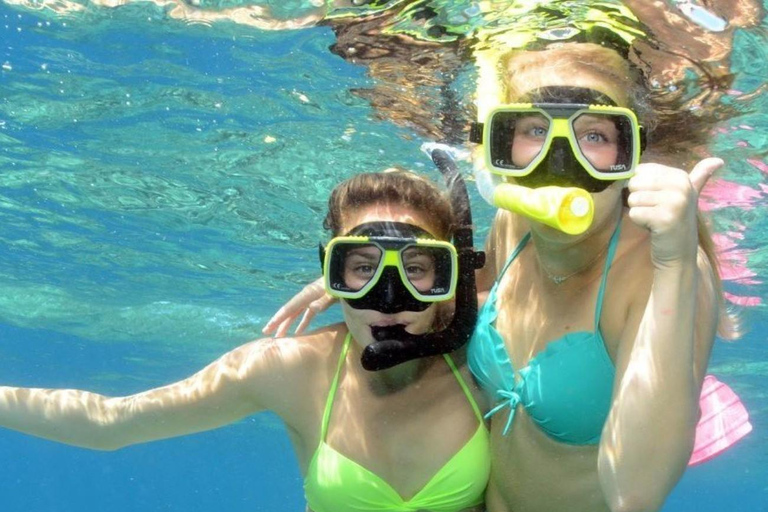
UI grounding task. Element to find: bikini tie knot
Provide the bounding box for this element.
[484,388,522,436]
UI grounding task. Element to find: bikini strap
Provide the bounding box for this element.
[594,219,623,329]
[444,354,485,423]
[320,332,352,441]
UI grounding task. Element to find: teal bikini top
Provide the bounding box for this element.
[467,223,622,445]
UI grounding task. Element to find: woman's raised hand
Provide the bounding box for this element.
[626,158,722,269]
[262,277,336,337]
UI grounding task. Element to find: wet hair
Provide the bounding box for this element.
[323,170,455,240]
[475,42,655,129]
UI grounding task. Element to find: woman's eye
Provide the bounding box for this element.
[518,124,548,138]
[353,264,375,276]
[405,265,426,277]
[514,116,549,138]
[580,131,609,144]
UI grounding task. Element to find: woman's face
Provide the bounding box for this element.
[341,244,437,296]
[504,54,629,239]
[337,203,441,348]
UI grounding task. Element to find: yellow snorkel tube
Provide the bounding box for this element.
[420,143,595,235]
[474,161,594,236]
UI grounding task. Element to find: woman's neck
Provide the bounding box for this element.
[530,203,623,286]
[347,340,438,396]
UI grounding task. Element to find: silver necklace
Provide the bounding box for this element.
[539,243,610,285]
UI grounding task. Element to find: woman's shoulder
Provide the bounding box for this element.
[230,323,348,377]
[293,323,350,361]
[226,324,349,411]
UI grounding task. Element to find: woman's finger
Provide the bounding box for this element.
[689,157,723,194]
[262,278,326,334]
[627,205,657,230]
[626,190,660,208]
[628,163,675,192]
[295,310,314,335]
[263,307,288,334]
[295,296,337,334]
[275,316,297,338]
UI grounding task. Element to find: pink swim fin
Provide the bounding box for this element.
[688,375,753,466]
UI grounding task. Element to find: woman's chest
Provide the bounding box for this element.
[493,266,628,367]
[320,379,484,499]
[480,277,617,444]
[496,277,598,362]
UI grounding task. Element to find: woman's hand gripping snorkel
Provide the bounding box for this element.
[361,148,486,371]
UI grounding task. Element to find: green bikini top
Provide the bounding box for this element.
[304,333,490,512]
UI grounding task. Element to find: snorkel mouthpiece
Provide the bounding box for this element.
[493,183,594,235]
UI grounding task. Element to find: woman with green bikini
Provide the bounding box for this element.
[0,168,492,512]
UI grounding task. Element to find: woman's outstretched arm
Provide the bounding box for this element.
[598,159,722,512]
[0,336,311,451]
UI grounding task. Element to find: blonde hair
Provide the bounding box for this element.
[475,42,653,124]
[324,170,455,240]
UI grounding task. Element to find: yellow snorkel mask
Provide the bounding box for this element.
[322,223,459,311]
[470,87,646,235]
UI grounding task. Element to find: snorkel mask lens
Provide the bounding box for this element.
[322,222,458,313]
[485,103,641,186]
[326,239,456,301]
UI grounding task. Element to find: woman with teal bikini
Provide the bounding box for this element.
[464,38,729,512]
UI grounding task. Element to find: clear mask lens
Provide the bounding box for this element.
[335,242,383,294]
[570,112,634,174]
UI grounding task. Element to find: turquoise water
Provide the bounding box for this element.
[0,1,766,510]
